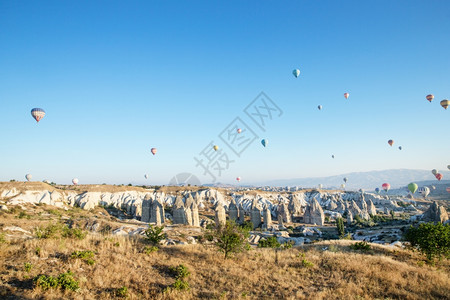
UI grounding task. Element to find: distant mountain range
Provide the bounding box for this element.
[255,169,449,190]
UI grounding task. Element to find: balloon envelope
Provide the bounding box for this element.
[31,108,45,123]
[332,155,335,159]
[318,105,322,110]
[213,145,219,151]
[292,69,300,78]
[237,128,242,134]
[435,173,443,181]
[408,183,418,194]
[343,177,348,183]
[432,169,438,175]
[426,94,434,102]
[388,140,394,146]
[236,177,241,182]
[72,178,79,185]
[398,146,402,150]
[375,187,380,194]
[440,99,449,109]
[418,187,430,198]
[344,93,349,99]
[341,184,345,188]
[448,165,450,170]
[144,174,148,179]
[261,139,268,147]
[25,174,32,181]
[382,183,390,191]
[151,148,157,155]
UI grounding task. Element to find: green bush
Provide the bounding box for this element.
[336,217,345,238]
[115,286,128,297]
[240,221,253,232]
[301,259,314,268]
[205,221,250,259]
[34,270,79,291]
[35,223,62,239]
[171,279,190,291]
[258,236,281,248]
[71,250,95,265]
[24,262,33,273]
[62,226,87,240]
[169,264,190,280]
[143,246,159,254]
[404,222,450,261]
[350,241,371,251]
[144,225,167,246]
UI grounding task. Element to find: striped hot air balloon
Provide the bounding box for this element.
[382,183,390,192]
[418,186,430,198]
[426,94,434,102]
[441,99,449,110]
[344,93,349,99]
[25,174,32,181]
[31,108,45,123]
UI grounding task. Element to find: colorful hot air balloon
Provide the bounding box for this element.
[72,178,79,185]
[237,128,242,134]
[25,174,32,181]
[418,187,430,198]
[382,183,390,192]
[431,169,438,175]
[408,183,418,194]
[375,187,380,194]
[31,108,45,123]
[144,174,148,179]
[213,145,219,151]
[435,173,443,181]
[388,140,394,146]
[398,146,402,150]
[318,105,322,110]
[440,99,449,110]
[344,93,349,99]
[292,69,300,78]
[151,148,157,155]
[343,177,348,183]
[341,183,346,189]
[431,185,436,190]
[236,177,241,182]
[261,139,268,147]
[447,187,450,193]
[426,94,434,103]
[332,155,335,159]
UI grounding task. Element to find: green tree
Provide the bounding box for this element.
[336,217,345,238]
[403,222,450,261]
[144,225,167,246]
[205,221,250,259]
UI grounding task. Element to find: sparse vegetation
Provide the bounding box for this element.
[115,286,128,297]
[34,270,79,292]
[258,236,281,248]
[71,250,95,265]
[404,222,450,261]
[350,241,371,251]
[24,262,33,272]
[143,246,159,254]
[144,224,167,246]
[205,220,250,259]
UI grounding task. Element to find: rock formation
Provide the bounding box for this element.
[173,195,187,225]
[228,198,238,222]
[288,195,303,216]
[277,201,291,223]
[238,202,245,224]
[422,201,449,223]
[215,203,226,227]
[367,199,377,216]
[262,204,272,229]
[251,200,262,229]
[303,198,325,226]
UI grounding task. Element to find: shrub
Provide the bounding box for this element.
[143,246,159,254]
[258,236,281,248]
[301,259,314,268]
[62,226,87,240]
[281,241,294,250]
[24,262,33,273]
[350,241,371,251]
[34,270,79,291]
[115,286,128,297]
[144,225,167,246]
[35,223,62,239]
[205,221,250,259]
[18,211,31,219]
[403,222,450,261]
[0,233,6,244]
[172,279,190,291]
[71,250,95,265]
[336,217,345,238]
[169,264,190,280]
[240,221,253,232]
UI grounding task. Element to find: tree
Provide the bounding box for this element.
[336,217,345,238]
[403,222,450,261]
[205,221,250,259]
[144,225,167,246]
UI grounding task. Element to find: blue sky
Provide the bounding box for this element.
[0,0,449,185]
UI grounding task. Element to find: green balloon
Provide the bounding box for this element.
[408,183,418,194]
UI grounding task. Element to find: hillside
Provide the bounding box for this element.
[0,204,449,299]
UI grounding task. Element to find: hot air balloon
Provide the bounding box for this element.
[432,169,438,175]
[237,128,242,134]
[418,187,430,198]
[318,184,323,189]
[431,185,436,190]
[292,69,300,78]
[213,145,219,151]
[318,105,322,110]
[398,146,402,150]
[435,173,443,181]
[382,183,390,192]
[343,177,348,183]
[408,183,418,194]
[332,155,335,159]
[344,93,349,99]
[31,108,45,123]
[261,139,268,147]
[447,187,450,193]
[375,187,380,194]
[236,177,241,182]
[388,140,394,146]
[151,148,157,155]
[341,184,346,189]
[448,165,450,170]
[426,94,434,103]
[144,174,148,179]
[72,178,79,185]
[440,99,449,110]
[25,174,32,181]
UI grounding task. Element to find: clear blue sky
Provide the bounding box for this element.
[1,0,449,185]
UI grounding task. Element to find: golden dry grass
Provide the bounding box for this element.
[1,205,449,299]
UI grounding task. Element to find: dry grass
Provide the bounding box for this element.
[0,205,449,299]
